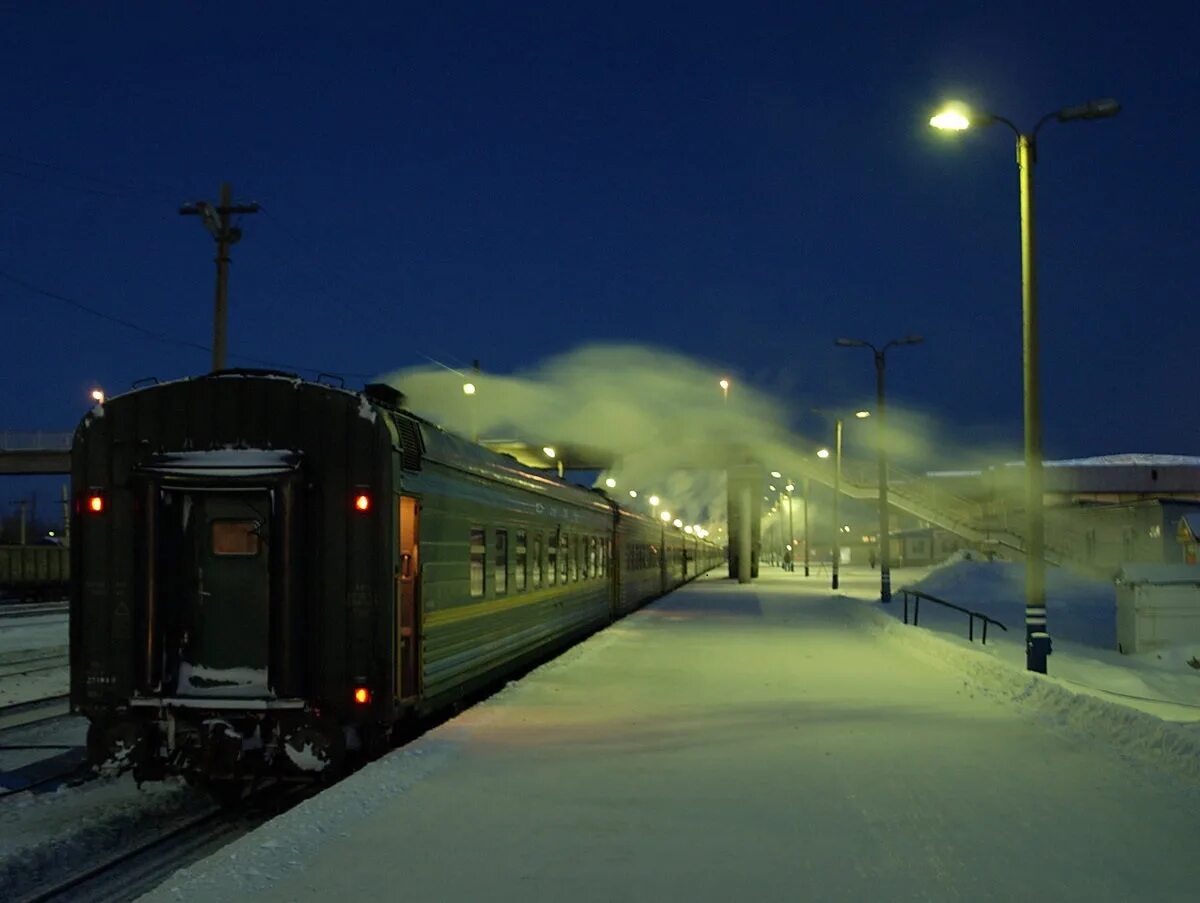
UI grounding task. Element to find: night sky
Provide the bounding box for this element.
[1,2,1196,483]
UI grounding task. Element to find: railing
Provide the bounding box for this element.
[898,587,1008,645]
[0,432,73,451]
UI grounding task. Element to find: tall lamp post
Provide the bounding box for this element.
[834,338,922,605]
[930,98,1119,674]
[801,476,810,576]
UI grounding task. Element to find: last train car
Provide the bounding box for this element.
[70,370,647,790]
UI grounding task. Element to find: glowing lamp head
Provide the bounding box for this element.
[929,108,971,130]
[604,477,616,488]
[89,388,105,404]
[785,483,795,492]
[684,525,693,534]
[628,490,638,498]
[648,495,660,507]
[660,511,671,522]
[353,493,371,512]
[87,494,104,514]
[672,518,683,529]
[462,382,476,395]
[817,448,831,459]
[542,446,556,459]
[353,686,371,705]
[719,378,729,391]
[855,410,871,419]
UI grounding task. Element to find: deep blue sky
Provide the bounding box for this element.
[1,2,1196,466]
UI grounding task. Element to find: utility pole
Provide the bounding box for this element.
[61,484,70,547]
[13,499,28,545]
[180,183,260,371]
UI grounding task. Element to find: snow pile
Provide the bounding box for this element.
[886,558,1200,721]
[863,606,1200,784]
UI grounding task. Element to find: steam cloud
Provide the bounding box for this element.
[379,343,1021,531]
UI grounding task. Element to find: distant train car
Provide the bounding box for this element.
[71,371,717,794]
[0,544,69,601]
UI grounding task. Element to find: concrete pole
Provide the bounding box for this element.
[832,418,842,590]
[18,499,27,545]
[787,491,795,571]
[738,485,752,584]
[802,477,810,576]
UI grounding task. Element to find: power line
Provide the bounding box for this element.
[0,267,373,379]
[0,150,183,202]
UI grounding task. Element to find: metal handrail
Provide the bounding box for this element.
[898,587,1008,645]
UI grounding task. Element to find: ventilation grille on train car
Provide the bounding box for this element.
[391,415,424,470]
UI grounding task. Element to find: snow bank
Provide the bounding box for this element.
[862,605,1200,783]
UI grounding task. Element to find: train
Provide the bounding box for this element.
[71,370,721,795]
[0,544,69,601]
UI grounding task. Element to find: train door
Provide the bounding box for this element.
[396,495,421,702]
[160,489,272,697]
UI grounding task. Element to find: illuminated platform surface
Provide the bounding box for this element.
[149,568,1200,902]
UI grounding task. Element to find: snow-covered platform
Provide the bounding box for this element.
[148,568,1200,902]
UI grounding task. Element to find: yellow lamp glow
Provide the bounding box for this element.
[930,109,971,130]
[817,448,830,459]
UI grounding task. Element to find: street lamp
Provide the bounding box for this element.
[462,382,477,441]
[90,387,105,405]
[719,378,730,402]
[835,336,922,606]
[812,408,872,591]
[930,97,1119,674]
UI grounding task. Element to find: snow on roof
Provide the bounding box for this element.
[1002,454,1200,468]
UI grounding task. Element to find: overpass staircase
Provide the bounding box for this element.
[798,455,1086,568]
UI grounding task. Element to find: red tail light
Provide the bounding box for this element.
[353,686,371,705]
[86,494,105,514]
[353,493,371,513]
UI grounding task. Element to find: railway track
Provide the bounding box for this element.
[0,693,72,733]
[0,650,69,680]
[0,601,68,620]
[15,783,316,903]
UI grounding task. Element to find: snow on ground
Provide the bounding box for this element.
[888,556,1200,722]
[145,568,1200,902]
[0,774,209,899]
[0,612,69,706]
[0,612,67,655]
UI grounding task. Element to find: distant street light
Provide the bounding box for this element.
[605,477,617,488]
[648,495,660,507]
[463,382,477,441]
[930,97,1119,675]
[719,378,730,402]
[835,335,924,605]
[816,448,830,459]
[90,388,105,405]
[629,490,638,498]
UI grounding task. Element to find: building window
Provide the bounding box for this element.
[515,531,527,592]
[495,530,508,596]
[469,528,486,597]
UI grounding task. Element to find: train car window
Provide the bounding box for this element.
[469,528,486,598]
[548,529,558,586]
[559,531,569,584]
[532,534,543,588]
[495,530,508,596]
[569,534,579,582]
[589,536,597,578]
[515,531,527,592]
[211,520,261,557]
